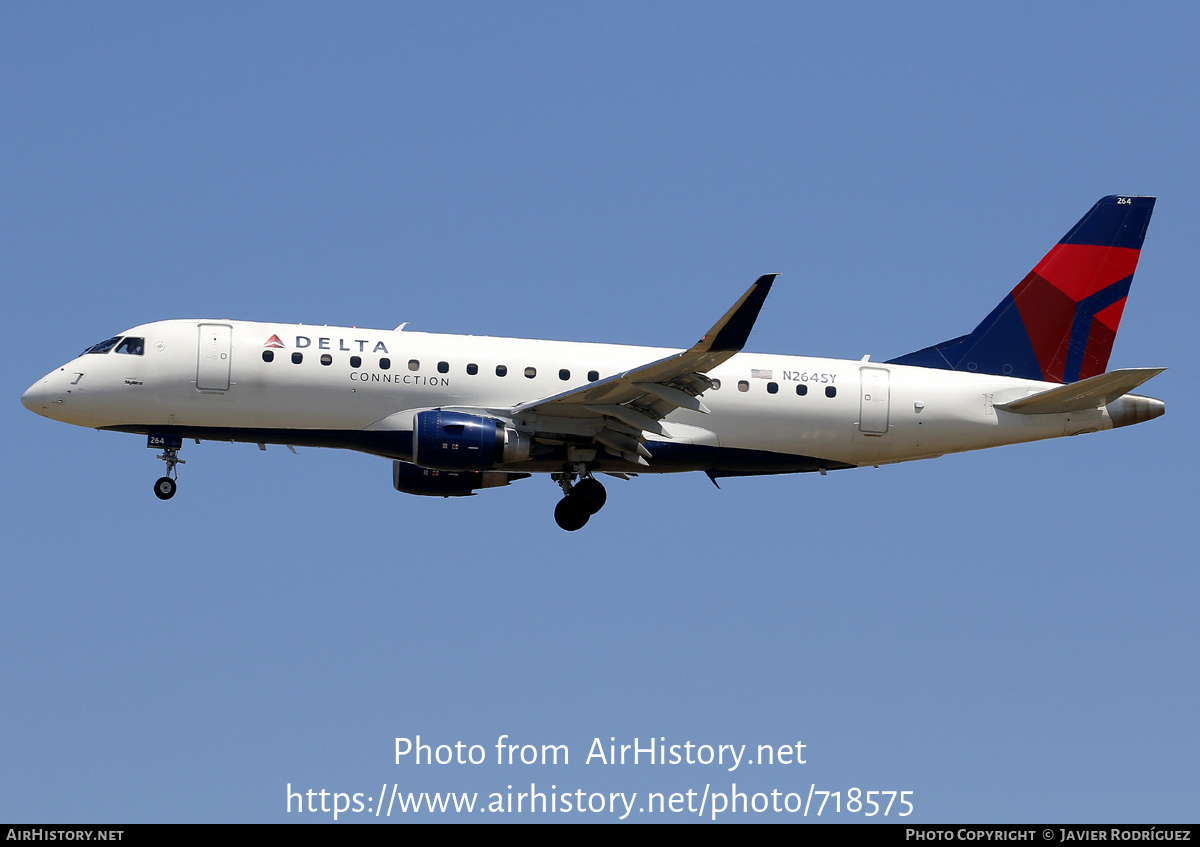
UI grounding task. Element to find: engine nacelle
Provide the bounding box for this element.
[392,461,531,497]
[411,410,533,470]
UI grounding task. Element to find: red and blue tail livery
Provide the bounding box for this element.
[888,195,1155,384]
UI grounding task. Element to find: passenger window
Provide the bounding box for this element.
[588,370,599,382]
[350,356,361,368]
[737,380,749,392]
[115,337,144,356]
[796,384,808,396]
[262,350,274,363]
[320,354,333,366]
[524,367,537,378]
[767,382,778,394]
[559,369,570,381]
[437,361,449,374]
[711,379,721,390]
[408,359,420,371]
[291,352,303,364]
[496,365,507,377]
[825,386,837,398]
[467,363,478,375]
[380,358,391,370]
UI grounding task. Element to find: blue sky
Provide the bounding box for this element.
[3,2,1197,823]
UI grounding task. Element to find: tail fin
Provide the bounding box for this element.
[887,195,1155,383]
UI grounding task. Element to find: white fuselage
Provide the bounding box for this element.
[22,318,1131,475]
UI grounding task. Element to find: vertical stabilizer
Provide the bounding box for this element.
[887,195,1155,383]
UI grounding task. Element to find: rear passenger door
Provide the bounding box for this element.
[858,366,890,435]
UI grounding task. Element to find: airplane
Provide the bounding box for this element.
[22,195,1165,531]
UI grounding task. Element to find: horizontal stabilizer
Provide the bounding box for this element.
[994,367,1165,415]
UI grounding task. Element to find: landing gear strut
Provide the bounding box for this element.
[552,464,606,531]
[153,445,185,501]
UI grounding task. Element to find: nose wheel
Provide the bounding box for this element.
[552,467,607,531]
[152,443,185,501]
[154,476,177,500]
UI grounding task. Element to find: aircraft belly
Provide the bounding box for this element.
[702,399,852,460]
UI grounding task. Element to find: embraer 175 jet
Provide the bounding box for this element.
[23,196,1165,530]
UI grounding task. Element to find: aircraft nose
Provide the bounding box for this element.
[22,376,60,416]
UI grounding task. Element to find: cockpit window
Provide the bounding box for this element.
[115,337,144,356]
[83,336,122,355]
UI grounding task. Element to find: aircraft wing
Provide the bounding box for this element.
[506,274,777,464]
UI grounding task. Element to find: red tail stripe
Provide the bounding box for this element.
[1032,243,1141,301]
[1092,297,1127,333]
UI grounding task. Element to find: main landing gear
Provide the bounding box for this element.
[552,465,607,531]
[153,445,185,501]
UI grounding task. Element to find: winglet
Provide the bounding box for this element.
[693,274,778,353]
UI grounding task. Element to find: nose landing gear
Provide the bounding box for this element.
[552,465,607,531]
[149,434,185,500]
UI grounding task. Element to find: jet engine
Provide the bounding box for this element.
[411,410,533,471]
[392,460,530,497]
